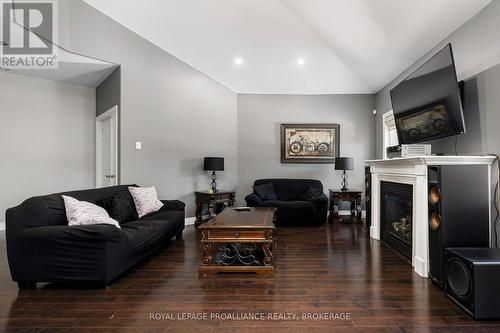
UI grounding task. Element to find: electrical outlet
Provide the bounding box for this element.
[135,142,142,150]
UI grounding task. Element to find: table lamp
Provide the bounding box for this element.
[335,157,354,192]
[203,157,224,193]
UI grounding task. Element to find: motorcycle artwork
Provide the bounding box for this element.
[289,135,330,155]
[280,124,340,164]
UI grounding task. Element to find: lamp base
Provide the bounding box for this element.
[211,171,218,193]
[340,170,349,192]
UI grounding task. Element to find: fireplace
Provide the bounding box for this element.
[380,181,413,260]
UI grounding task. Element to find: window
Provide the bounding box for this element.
[382,110,399,159]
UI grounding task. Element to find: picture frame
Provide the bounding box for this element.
[280,124,340,164]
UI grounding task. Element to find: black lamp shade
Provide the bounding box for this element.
[335,157,354,171]
[203,157,224,171]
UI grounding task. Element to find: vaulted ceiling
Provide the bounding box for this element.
[83,0,491,94]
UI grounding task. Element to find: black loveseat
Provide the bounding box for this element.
[245,179,328,225]
[6,185,184,289]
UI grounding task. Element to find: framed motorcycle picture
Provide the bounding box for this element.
[280,124,340,164]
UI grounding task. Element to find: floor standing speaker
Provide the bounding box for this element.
[428,165,490,290]
[365,166,371,229]
[445,248,500,319]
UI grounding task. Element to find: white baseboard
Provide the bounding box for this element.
[338,210,366,218]
[0,222,5,231]
[185,217,196,226]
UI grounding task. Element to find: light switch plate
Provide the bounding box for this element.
[135,141,142,150]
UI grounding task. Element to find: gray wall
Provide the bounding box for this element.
[65,0,238,217]
[475,63,500,155]
[237,94,375,208]
[0,71,95,221]
[374,0,500,158]
[96,67,120,116]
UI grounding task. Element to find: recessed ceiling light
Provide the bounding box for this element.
[297,58,305,66]
[234,57,244,65]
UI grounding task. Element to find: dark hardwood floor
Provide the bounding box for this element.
[1,222,499,332]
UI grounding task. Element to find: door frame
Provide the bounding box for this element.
[95,105,119,187]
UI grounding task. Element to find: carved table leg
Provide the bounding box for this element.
[201,232,213,267]
[263,242,274,267]
[350,199,356,219]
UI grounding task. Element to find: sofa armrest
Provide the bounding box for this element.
[245,193,263,207]
[309,194,329,211]
[6,224,121,283]
[160,200,185,211]
[311,194,329,203]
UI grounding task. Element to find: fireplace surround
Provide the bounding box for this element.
[366,155,495,278]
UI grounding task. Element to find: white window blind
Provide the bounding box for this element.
[382,110,399,159]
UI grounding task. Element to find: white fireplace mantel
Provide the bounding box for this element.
[365,155,496,278]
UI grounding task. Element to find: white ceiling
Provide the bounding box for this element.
[0,20,118,87]
[3,49,118,88]
[82,0,491,94]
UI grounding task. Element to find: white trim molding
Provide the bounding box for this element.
[185,217,196,226]
[0,222,5,231]
[338,210,367,218]
[95,105,119,188]
[366,155,496,278]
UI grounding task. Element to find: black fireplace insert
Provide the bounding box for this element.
[380,181,413,260]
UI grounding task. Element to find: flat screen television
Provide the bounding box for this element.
[390,44,465,144]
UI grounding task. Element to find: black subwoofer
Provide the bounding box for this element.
[445,248,500,319]
[428,165,490,290]
[365,166,371,229]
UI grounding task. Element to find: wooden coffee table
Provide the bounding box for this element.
[199,207,276,275]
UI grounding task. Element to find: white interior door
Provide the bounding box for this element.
[96,106,118,187]
[101,117,116,186]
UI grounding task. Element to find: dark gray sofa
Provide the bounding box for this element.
[5,185,184,289]
[245,179,328,225]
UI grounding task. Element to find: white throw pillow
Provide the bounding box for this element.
[128,186,164,218]
[62,195,120,229]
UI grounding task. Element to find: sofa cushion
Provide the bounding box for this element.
[121,213,183,252]
[253,183,278,201]
[96,191,138,224]
[299,186,325,201]
[111,191,138,223]
[262,200,316,215]
[138,205,184,223]
[261,200,317,222]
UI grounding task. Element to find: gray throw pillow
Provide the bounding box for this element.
[253,183,278,201]
[299,186,324,201]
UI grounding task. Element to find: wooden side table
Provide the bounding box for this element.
[328,189,362,223]
[195,191,235,227]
